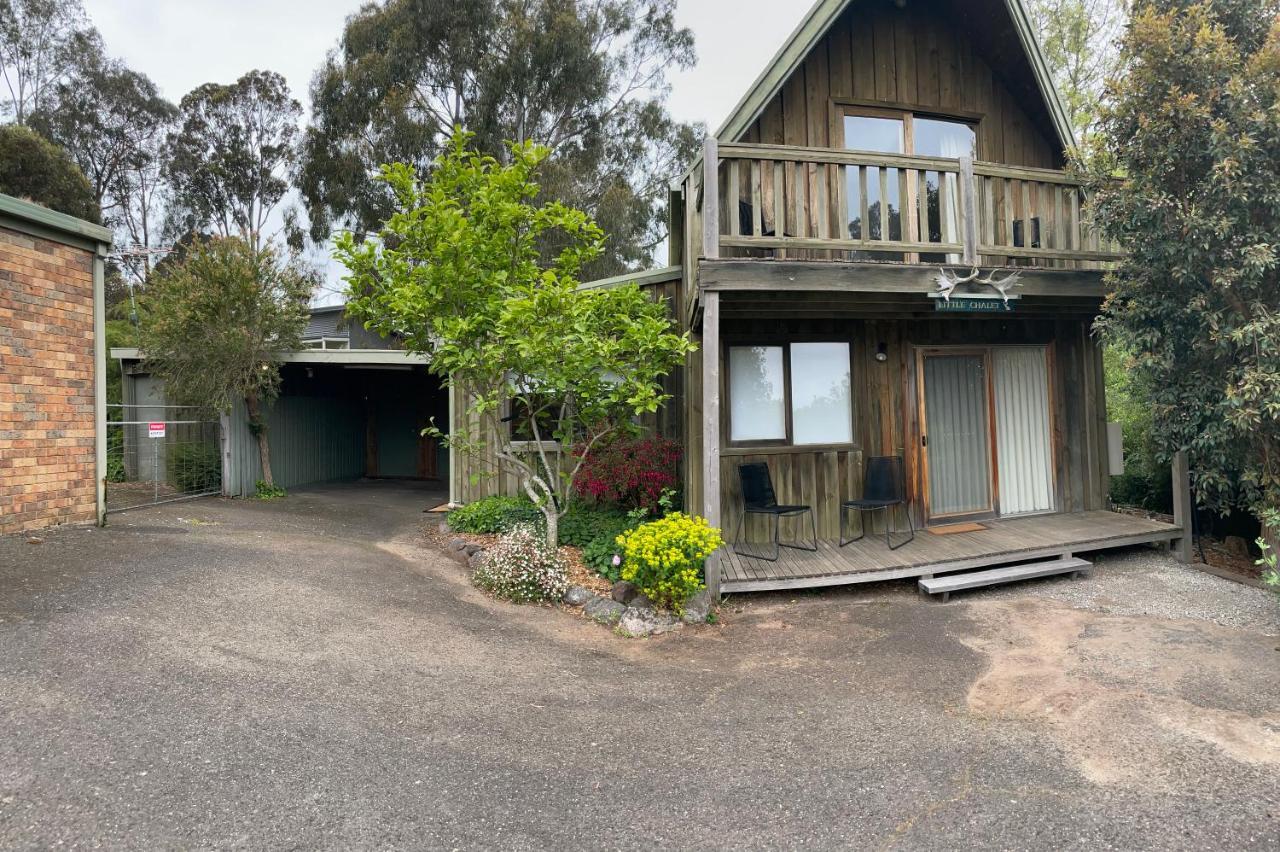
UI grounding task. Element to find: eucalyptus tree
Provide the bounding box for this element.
[31,56,176,282]
[1029,0,1127,138]
[0,123,98,221]
[165,70,301,252]
[302,0,698,277]
[0,0,99,124]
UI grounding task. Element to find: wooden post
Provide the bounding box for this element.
[959,155,978,266]
[702,291,722,597]
[1171,449,1193,563]
[702,136,720,260]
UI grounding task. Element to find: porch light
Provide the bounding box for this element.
[875,342,889,363]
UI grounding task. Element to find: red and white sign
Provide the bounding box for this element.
[148,422,166,439]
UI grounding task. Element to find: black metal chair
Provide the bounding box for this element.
[840,456,915,550]
[733,463,817,562]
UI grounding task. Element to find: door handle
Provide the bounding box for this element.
[921,434,928,448]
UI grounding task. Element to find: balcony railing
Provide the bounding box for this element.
[698,140,1121,270]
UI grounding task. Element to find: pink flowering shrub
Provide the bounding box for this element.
[472,525,569,603]
[574,435,682,514]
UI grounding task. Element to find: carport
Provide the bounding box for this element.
[109,347,449,501]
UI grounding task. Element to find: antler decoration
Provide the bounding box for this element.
[932,267,1024,304]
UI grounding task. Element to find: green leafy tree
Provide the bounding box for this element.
[165,70,300,251]
[1029,0,1127,138]
[336,130,693,547]
[1080,0,1280,548]
[302,0,698,277]
[0,0,100,124]
[135,236,313,488]
[0,123,99,221]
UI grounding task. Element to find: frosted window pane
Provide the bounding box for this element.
[729,346,786,441]
[790,342,852,445]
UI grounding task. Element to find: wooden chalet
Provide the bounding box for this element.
[453,0,1190,597]
[663,0,1188,595]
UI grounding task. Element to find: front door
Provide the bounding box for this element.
[919,350,996,522]
[917,346,1057,523]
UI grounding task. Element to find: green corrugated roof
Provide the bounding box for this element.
[0,192,113,245]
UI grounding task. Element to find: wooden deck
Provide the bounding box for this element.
[719,510,1180,593]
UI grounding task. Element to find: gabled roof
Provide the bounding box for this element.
[714,0,1075,152]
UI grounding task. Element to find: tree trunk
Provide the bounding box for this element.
[245,394,275,488]
[544,506,559,551]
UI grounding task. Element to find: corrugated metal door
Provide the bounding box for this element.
[993,346,1054,515]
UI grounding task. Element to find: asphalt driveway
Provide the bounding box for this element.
[1,482,1278,849]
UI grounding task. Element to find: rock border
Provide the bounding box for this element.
[436,516,716,638]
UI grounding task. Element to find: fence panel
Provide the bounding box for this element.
[105,404,222,513]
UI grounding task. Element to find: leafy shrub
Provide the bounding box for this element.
[472,525,569,603]
[574,435,682,513]
[616,512,722,613]
[255,480,286,499]
[170,443,222,493]
[448,496,543,534]
[559,504,632,547]
[583,536,626,581]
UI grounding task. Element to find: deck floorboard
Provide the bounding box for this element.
[720,510,1179,591]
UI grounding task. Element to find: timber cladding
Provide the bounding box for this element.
[709,314,1109,543]
[0,226,97,535]
[743,0,1060,169]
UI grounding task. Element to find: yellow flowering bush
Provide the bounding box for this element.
[615,512,723,613]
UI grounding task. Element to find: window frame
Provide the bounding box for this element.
[724,337,858,451]
[836,104,979,261]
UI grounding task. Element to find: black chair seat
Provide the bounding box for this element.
[749,504,810,515]
[734,463,817,562]
[843,498,899,509]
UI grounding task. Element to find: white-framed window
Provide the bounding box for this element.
[727,342,853,446]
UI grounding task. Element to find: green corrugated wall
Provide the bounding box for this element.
[224,395,366,496]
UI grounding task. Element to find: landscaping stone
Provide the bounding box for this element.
[617,606,682,638]
[630,593,654,611]
[437,518,452,534]
[611,580,638,604]
[563,585,592,607]
[466,550,487,570]
[584,595,625,625]
[447,538,468,552]
[680,589,715,624]
[464,543,483,556]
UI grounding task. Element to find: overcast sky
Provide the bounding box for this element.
[79,0,812,300]
[80,0,808,131]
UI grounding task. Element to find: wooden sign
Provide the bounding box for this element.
[934,297,1014,313]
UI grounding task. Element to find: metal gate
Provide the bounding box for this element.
[105,404,222,513]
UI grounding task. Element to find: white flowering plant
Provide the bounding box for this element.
[472,525,570,604]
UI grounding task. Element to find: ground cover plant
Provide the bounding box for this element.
[472,525,569,604]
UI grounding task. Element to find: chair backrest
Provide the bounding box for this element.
[738,463,778,510]
[864,456,905,502]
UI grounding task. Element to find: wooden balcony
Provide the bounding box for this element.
[695,139,1122,272]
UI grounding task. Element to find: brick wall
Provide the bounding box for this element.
[0,225,97,535]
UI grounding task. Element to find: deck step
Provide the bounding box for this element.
[919,557,1092,601]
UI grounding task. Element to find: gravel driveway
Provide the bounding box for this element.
[1,483,1278,849]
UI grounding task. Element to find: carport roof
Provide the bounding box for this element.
[110,347,428,366]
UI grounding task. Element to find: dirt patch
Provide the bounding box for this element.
[960,598,1280,788]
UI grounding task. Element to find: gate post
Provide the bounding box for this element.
[1171,450,1193,563]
